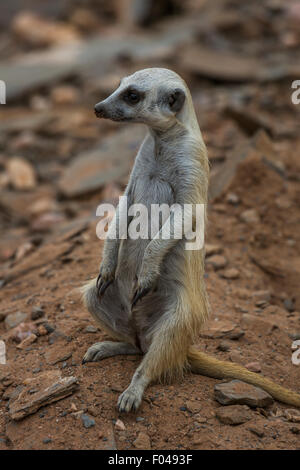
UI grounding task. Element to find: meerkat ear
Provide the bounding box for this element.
[168,88,185,113]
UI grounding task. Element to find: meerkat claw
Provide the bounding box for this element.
[132,286,151,308]
[99,279,113,296]
[96,272,102,290]
[96,275,113,297]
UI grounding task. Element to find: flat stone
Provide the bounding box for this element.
[220,268,240,280]
[216,405,252,425]
[206,255,227,270]
[83,325,98,333]
[214,380,273,408]
[201,319,237,339]
[16,333,37,349]
[218,340,231,352]
[58,126,145,197]
[245,362,261,373]
[10,321,37,342]
[115,418,126,431]
[252,290,272,303]
[205,244,223,257]
[6,157,36,191]
[5,312,27,330]
[284,409,300,423]
[45,347,72,365]
[9,370,78,420]
[240,209,260,224]
[185,400,202,414]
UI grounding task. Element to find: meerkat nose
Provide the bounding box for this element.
[94,102,106,118]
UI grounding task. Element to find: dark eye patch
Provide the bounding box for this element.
[122,88,143,105]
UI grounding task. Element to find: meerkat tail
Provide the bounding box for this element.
[188,346,300,407]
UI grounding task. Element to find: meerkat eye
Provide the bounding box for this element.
[123,90,140,105]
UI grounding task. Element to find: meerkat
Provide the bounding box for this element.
[82,68,300,412]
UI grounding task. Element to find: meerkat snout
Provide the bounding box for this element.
[94,102,107,118]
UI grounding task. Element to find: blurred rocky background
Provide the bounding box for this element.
[0,0,300,450]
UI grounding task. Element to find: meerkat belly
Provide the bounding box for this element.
[118,174,175,274]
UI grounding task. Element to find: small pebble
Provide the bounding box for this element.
[81,413,95,429]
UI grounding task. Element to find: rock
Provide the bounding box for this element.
[37,325,48,336]
[206,255,227,270]
[81,414,95,429]
[1,28,196,102]
[225,104,275,136]
[31,212,65,232]
[226,193,240,205]
[6,157,36,190]
[253,290,272,303]
[3,240,75,286]
[220,268,240,280]
[245,362,261,373]
[185,400,202,414]
[0,365,12,385]
[216,405,252,425]
[181,44,273,83]
[45,347,72,365]
[9,370,78,420]
[31,306,45,321]
[241,314,273,334]
[275,195,291,209]
[235,288,251,300]
[133,432,151,450]
[209,130,277,201]
[12,12,79,47]
[214,380,273,408]
[255,300,268,309]
[248,424,265,438]
[218,340,231,352]
[58,126,145,197]
[5,312,28,330]
[83,325,98,333]
[240,209,260,224]
[15,242,35,262]
[201,319,237,339]
[17,334,37,350]
[288,331,300,341]
[227,329,245,340]
[283,298,295,313]
[29,197,58,217]
[115,419,126,431]
[50,86,79,105]
[70,8,99,31]
[263,305,282,315]
[283,409,300,423]
[136,417,145,423]
[10,322,37,343]
[229,350,244,364]
[205,244,223,257]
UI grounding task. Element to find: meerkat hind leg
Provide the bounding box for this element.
[82,341,141,364]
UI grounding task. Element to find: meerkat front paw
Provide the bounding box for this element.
[96,261,115,297]
[117,386,143,412]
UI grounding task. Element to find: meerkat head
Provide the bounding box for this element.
[94,68,188,131]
